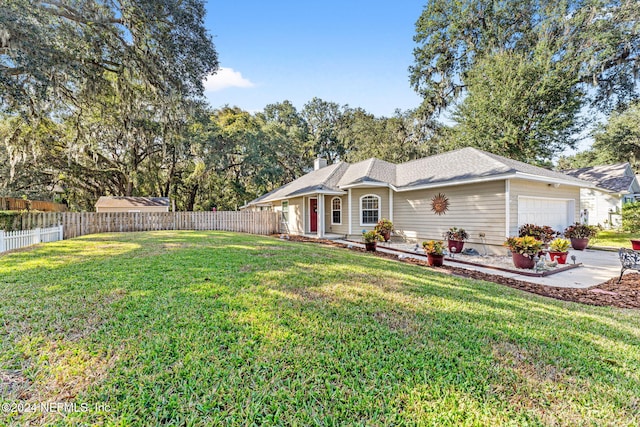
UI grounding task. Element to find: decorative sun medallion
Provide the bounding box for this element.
[431,193,449,215]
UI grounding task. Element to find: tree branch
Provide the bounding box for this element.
[39,1,124,25]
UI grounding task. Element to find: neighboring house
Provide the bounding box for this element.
[95,197,170,213]
[563,164,640,228]
[244,148,593,254]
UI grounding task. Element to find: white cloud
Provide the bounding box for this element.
[203,67,255,92]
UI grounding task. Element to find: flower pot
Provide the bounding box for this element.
[447,239,465,254]
[427,253,444,267]
[381,231,391,242]
[570,238,589,251]
[631,239,640,250]
[511,252,535,269]
[548,251,568,264]
[365,242,377,252]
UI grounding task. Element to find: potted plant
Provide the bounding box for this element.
[518,224,559,244]
[443,227,469,254]
[362,230,383,251]
[563,223,599,250]
[422,240,445,266]
[374,218,394,242]
[504,236,543,269]
[548,238,571,264]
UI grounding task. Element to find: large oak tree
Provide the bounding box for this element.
[0,0,217,114]
[0,0,218,207]
[410,0,640,162]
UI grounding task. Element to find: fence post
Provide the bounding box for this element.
[0,230,4,253]
[58,224,64,241]
[34,228,41,245]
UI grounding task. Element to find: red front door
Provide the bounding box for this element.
[310,198,318,233]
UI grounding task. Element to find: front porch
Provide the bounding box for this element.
[298,191,347,239]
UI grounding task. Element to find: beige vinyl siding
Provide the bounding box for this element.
[325,195,348,235]
[249,205,274,212]
[284,197,304,234]
[508,180,580,236]
[393,181,506,251]
[349,188,391,233]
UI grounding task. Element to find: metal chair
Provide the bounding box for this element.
[618,247,640,283]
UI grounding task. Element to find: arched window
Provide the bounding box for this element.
[331,197,342,225]
[360,194,380,225]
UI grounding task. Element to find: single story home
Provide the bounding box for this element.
[563,163,640,228]
[95,196,170,213]
[243,148,594,254]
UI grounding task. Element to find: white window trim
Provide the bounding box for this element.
[359,194,381,226]
[505,179,510,238]
[281,200,289,223]
[347,189,352,235]
[331,197,342,225]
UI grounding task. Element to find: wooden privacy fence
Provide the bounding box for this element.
[0,225,64,253]
[1,211,281,239]
[0,197,67,212]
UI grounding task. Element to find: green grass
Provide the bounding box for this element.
[594,230,639,248]
[1,231,639,426]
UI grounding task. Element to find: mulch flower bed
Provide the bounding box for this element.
[278,235,639,310]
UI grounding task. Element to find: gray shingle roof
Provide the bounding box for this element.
[398,148,587,188]
[480,150,590,185]
[248,162,348,205]
[563,163,634,193]
[337,158,396,187]
[396,148,511,188]
[246,147,593,206]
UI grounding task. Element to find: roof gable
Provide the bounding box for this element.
[337,158,396,187]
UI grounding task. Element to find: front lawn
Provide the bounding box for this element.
[1,231,639,425]
[595,230,638,248]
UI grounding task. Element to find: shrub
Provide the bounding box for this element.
[362,230,383,243]
[518,223,559,243]
[504,236,543,256]
[548,238,571,252]
[422,240,445,255]
[443,227,468,241]
[622,201,640,233]
[374,218,394,234]
[563,223,600,239]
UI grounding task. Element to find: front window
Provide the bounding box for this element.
[361,195,380,225]
[331,197,342,224]
[281,201,289,223]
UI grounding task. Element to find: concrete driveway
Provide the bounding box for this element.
[443,248,622,288]
[336,240,623,289]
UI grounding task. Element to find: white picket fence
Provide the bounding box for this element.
[0,225,64,253]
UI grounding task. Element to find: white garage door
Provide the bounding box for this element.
[518,197,574,232]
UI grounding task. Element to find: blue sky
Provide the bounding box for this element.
[203,1,425,117]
